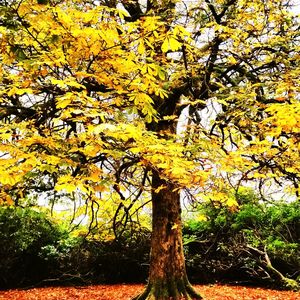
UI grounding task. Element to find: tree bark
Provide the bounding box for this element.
[133,171,202,300]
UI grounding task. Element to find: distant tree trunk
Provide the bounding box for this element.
[133,170,202,300]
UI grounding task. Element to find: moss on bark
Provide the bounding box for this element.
[133,277,203,300]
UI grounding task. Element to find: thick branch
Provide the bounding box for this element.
[122,0,143,22]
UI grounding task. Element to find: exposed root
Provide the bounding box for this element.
[132,279,203,300]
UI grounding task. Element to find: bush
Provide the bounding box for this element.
[0,206,67,288]
[0,205,151,289]
[183,196,300,289]
[69,227,151,284]
[1,193,298,290]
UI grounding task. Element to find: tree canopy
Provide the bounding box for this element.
[1,0,299,209]
[0,0,299,208]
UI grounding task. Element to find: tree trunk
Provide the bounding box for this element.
[133,171,202,300]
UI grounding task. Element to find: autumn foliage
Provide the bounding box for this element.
[0,284,299,300]
[1,0,299,220]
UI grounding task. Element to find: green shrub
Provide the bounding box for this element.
[1,193,298,289]
[0,205,150,288]
[0,206,67,288]
[183,195,300,288]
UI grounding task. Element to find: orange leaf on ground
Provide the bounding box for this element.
[0,284,299,300]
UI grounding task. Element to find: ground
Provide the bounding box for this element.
[0,284,299,300]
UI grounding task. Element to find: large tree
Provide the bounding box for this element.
[0,0,299,299]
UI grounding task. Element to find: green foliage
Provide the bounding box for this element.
[38,236,81,261]
[0,206,67,288]
[183,192,300,288]
[0,206,150,288]
[234,201,299,264]
[232,204,264,230]
[0,195,299,289]
[0,206,64,252]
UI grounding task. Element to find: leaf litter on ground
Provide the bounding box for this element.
[0,284,299,300]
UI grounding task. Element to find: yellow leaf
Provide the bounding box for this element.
[89,168,102,182]
[161,38,170,53]
[55,183,77,193]
[0,175,16,186]
[154,185,166,193]
[169,37,182,51]
[171,223,178,230]
[196,214,207,222]
[162,37,182,52]
[56,98,72,109]
[138,41,146,55]
[226,197,238,207]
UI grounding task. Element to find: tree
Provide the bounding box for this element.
[0,0,299,299]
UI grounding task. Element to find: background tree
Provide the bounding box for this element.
[0,0,299,299]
